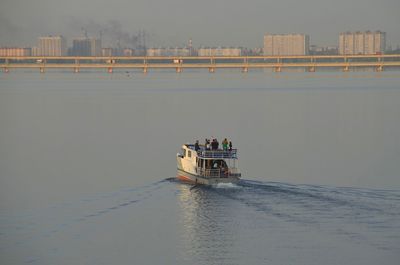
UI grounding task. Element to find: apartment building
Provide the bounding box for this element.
[264,34,310,56]
[339,31,386,55]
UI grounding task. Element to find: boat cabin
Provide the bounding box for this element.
[178,143,241,178]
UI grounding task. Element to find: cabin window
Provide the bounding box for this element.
[188,151,192,158]
[183,149,186,157]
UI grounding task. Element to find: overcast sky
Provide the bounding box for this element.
[1,0,399,48]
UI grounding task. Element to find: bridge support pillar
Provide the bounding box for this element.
[242,67,248,73]
[376,65,383,72]
[209,67,215,73]
[176,67,182,73]
[40,67,45,73]
[108,67,113,73]
[274,67,281,73]
[4,67,9,73]
[343,66,350,72]
[74,67,80,73]
[143,67,148,74]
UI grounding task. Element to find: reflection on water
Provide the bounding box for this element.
[177,184,240,264]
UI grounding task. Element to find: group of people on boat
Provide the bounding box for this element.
[194,138,233,152]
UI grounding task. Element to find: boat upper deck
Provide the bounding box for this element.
[186,144,238,159]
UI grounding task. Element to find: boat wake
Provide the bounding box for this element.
[179,178,400,252]
[212,182,242,189]
[2,177,399,265]
[0,179,169,261]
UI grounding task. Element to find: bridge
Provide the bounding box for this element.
[1,54,400,73]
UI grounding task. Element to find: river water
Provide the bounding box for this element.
[1,70,400,264]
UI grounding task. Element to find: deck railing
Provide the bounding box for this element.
[196,167,241,178]
[197,149,238,159]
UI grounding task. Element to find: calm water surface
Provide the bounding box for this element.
[0,71,400,264]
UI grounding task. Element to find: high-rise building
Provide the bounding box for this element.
[71,38,90,56]
[264,34,310,56]
[339,31,386,55]
[373,31,386,54]
[0,47,31,56]
[38,36,67,56]
[70,37,102,56]
[31,47,40,56]
[188,38,194,56]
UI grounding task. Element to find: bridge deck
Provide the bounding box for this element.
[1,55,400,72]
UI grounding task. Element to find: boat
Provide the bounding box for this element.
[176,141,241,185]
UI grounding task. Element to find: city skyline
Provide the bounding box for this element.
[0,30,394,57]
[1,0,399,48]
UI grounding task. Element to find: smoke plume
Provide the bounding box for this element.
[67,17,142,48]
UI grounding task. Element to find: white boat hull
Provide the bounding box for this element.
[177,169,240,185]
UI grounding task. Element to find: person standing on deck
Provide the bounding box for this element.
[211,139,217,150]
[222,138,229,151]
[205,139,210,150]
[212,139,219,150]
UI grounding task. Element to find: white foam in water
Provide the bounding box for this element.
[213,182,241,189]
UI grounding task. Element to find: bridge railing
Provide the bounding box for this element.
[1,55,400,72]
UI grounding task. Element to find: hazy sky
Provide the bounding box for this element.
[1,0,399,48]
